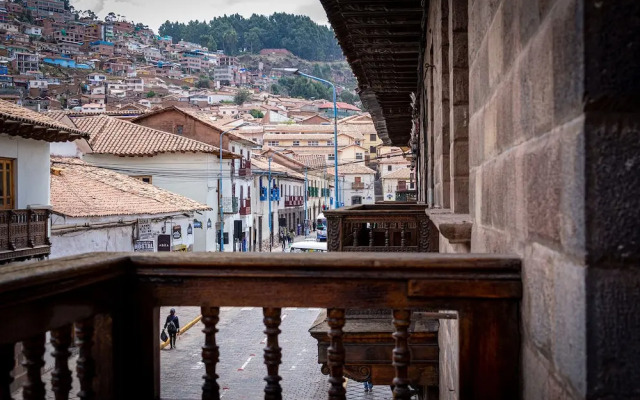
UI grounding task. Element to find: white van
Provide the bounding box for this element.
[286,241,328,253]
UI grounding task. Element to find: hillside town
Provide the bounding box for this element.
[0,0,415,260]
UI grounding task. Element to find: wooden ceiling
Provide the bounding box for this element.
[321,0,424,146]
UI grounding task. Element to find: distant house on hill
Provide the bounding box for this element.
[318,101,361,118]
[259,49,292,56]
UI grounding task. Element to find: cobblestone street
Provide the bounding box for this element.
[161,307,396,400]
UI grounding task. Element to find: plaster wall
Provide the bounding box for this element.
[0,134,50,208]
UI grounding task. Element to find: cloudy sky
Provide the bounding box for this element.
[70,0,330,31]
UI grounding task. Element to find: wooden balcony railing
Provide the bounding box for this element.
[324,204,438,252]
[0,252,521,400]
[239,198,251,216]
[351,182,365,190]
[0,208,51,264]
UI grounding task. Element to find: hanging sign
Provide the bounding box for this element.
[172,225,182,240]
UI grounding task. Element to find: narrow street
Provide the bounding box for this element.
[160,306,395,400]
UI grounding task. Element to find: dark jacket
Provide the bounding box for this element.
[164,314,180,333]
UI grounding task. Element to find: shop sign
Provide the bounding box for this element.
[172,225,182,240]
[157,234,171,252]
[134,240,154,252]
[138,218,152,239]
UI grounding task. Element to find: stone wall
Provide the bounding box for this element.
[468,0,587,398]
[420,0,640,398]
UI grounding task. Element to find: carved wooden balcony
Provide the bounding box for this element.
[0,208,51,264]
[0,252,522,400]
[324,204,438,252]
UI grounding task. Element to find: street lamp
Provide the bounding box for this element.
[272,67,340,209]
[219,123,246,252]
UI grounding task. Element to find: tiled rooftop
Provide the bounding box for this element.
[51,157,211,218]
[73,115,237,158]
[0,99,88,141]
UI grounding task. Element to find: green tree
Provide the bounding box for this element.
[234,89,251,105]
[222,28,238,55]
[196,78,210,88]
[249,109,264,118]
[339,91,357,105]
[146,91,156,98]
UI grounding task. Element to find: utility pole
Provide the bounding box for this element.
[304,166,308,236]
[268,157,272,252]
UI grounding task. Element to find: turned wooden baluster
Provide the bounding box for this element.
[400,222,407,248]
[21,333,46,400]
[263,308,282,400]
[0,343,15,400]
[327,308,345,400]
[392,310,412,400]
[202,306,221,400]
[368,225,374,247]
[51,325,73,400]
[384,223,390,247]
[352,223,358,247]
[75,319,95,400]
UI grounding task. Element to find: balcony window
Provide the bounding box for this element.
[0,158,14,209]
[267,141,279,146]
[293,140,300,146]
[388,165,392,172]
[328,154,335,161]
[370,146,376,154]
[308,140,319,146]
[370,133,376,142]
[326,140,333,146]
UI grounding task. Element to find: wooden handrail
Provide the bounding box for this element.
[0,253,522,400]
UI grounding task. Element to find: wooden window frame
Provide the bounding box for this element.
[0,158,15,210]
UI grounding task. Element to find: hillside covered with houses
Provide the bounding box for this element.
[0,0,358,112]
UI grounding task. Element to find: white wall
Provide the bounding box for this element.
[83,152,219,252]
[342,173,375,206]
[50,214,195,258]
[0,134,50,208]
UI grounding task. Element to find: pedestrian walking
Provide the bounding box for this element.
[163,308,180,349]
[363,380,373,392]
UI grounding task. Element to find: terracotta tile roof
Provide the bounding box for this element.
[318,101,361,111]
[293,154,327,170]
[382,166,413,180]
[73,115,238,158]
[132,106,258,146]
[0,99,88,142]
[263,133,336,141]
[51,157,211,218]
[264,124,335,134]
[250,156,305,180]
[329,163,376,175]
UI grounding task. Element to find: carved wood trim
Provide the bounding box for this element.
[392,309,412,400]
[21,333,46,400]
[51,325,73,400]
[75,318,95,400]
[342,365,372,383]
[263,307,283,400]
[327,308,346,400]
[201,305,220,400]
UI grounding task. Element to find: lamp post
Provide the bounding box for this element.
[218,123,246,252]
[272,68,339,209]
[268,157,273,252]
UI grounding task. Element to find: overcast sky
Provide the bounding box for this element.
[70,0,330,32]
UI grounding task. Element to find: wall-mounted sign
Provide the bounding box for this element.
[157,235,171,252]
[134,240,154,252]
[193,219,203,229]
[138,218,152,239]
[172,225,182,240]
[172,244,188,252]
